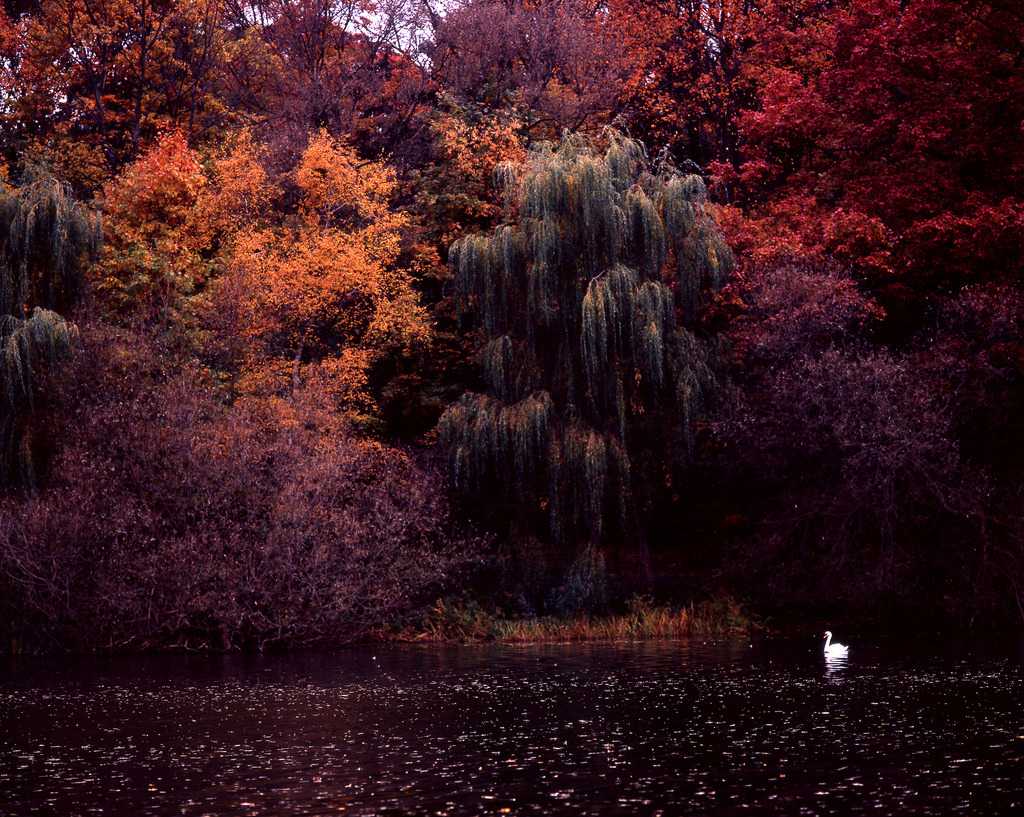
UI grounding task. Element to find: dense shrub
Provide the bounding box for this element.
[721,263,1006,622]
[0,325,484,652]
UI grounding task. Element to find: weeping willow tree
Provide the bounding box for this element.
[438,129,733,593]
[1,170,102,488]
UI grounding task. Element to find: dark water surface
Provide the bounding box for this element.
[2,638,1021,815]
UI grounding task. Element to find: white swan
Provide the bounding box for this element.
[823,630,848,656]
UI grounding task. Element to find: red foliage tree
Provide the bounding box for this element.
[721,0,1024,326]
[606,0,762,166]
[96,129,213,329]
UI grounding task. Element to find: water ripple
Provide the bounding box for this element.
[2,640,1021,815]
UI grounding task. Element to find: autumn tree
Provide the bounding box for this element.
[723,0,1024,324]
[95,128,213,335]
[1,168,102,488]
[366,97,530,438]
[720,262,996,617]
[430,0,624,138]
[228,0,438,166]
[5,0,246,188]
[605,0,762,167]
[210,129,429,421]
[0,326,484,650]
[692,0,1024,621]
[438,129,733,599]
[414,98,529,250]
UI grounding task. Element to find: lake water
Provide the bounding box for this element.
[1,637,1021,815]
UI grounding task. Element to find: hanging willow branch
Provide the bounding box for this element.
[1,308,79,411]
[658,171,732,322]
[1,170,101,489]
[440,129,733,565]
[1,169,102,317]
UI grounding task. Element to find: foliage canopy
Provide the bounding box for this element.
[210,130,430,421]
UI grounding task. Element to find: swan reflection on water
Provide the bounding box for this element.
[825,651,850,674]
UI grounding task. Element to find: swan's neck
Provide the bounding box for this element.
[824,633,832,648]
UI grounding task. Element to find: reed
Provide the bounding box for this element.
[383,595,753,644]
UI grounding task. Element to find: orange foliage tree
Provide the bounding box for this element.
[94,129,213,333]
[4,0,243,188]
[366,99,530,438]
[209,129,430,420]
[413,98,529,252]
